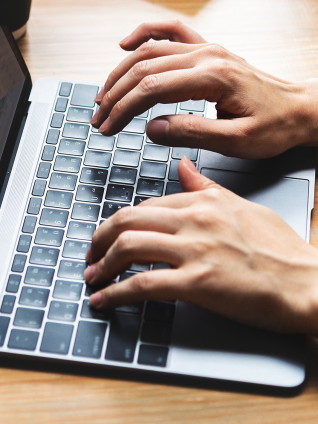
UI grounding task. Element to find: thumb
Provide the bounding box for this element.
[178,157,221,192]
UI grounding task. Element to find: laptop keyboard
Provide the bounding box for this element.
[0,82,206,368]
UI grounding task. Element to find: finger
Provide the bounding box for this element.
[87,206,182,264]
[93,41,201,105]
[89,268,184,310]
[85,231,184,286]
[92,51,198,129]
[146,113,257,159]
[119,20,206,51]
[178,157,222,192]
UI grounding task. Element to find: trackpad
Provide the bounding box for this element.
[201,168,309,240]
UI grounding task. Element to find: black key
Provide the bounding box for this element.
[22,215,37,234]
[76,185,104,203]
[25,266,55,287]
[152,262,171,270]
[37,162,51,179]
[19,287,49,308]
[6,274,21,293]
[30,246,59,267]
[14,307,44,329]
[58,260,86,280]
[140,321,172,345]
[32,179,46,196]
[123,117,146,134]
[168,159,181,181]
[80,167,107,185]
[49,172,77,191]
[165,182,183,195]
[138,344,168,367]
[51,113,64,128]
[48,301,78,322]
[101,201,129,219]
[11,254,27,272]
[133,196,150,205]
[17,234,32,253]
[40,208,68,227]
[171,147,198,161]
[136,179,164,197]
[45,190,73,209]
[80,299,110,320]
[150,103,177,119]
[113,149,140,167]
[144,301,175,322]
[105,184,134,203]
[8,329,39,351]
[116,133,143,150]
[109,167,137,185]
[58,139,85,156]
[27,197,42,215]
[54,155,81,173]
[105,313,140,363]
[71,84,98,108]
[62,123,90,140]
[42,145,56,161]
[40,322,73,355]
[71,203,100,221]
[46,128,60,145]
[84,150,111,168]
[1,294,16,314]
[88,134,115,151]
[143,144,170,162]
[35,227,64,247]
[0,316,10,347]
[140,161,167,179]
[55,97,68,112]
[115,304,144,315]
[62,240,91,260]
[53,280,83,301]
[67,221,96,241]
[59,82,72,97]
[73,320,107,358]
[179,99,205,112]
[67,107,93,123]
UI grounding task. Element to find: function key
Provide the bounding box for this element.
[67,107,93,124]
[71,84,99,108]
[1,294,16,314]
[55,97,68,112]
[41,145,56,161]
[37,162,51,179]
[59,82,73,97]
[11,254,27,272]
[17,234,32,253]
[46,128,60,145]
[67,221,96,241]
[8,329,39,351]
[22,215,37,234]
[0,316,10,347]
[32,179,46,196]
[6,274,22,293]
[50,113,64,129]
[88,134,115,151]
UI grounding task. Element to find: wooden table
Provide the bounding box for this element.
[2,0,318,422]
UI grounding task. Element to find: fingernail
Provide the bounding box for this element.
[90,112,98,126]
[146,118,169,141]
[89,291,103,309]
[84,264,96,282]
[119,35,130,46]
[99,117,110,133]
[95,89,104,102]
[183,156,199,173]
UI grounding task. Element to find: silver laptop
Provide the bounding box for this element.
[0,26,314,390]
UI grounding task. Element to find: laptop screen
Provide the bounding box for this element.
[0,26,31,198]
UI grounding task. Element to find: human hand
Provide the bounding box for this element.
[85,157,318,335]
[91,20,318,159]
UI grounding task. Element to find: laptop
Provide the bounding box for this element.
[0,25,314,390]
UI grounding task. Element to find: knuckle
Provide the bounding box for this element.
[130,60,151,80]
[139,73,161,94]
[112,206,134,229]
[205,43,227,58]
[114,230,135,254]
[130,272,150,294]
[136,40,156,57]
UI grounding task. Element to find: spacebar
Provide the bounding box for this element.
[105,313,140,363]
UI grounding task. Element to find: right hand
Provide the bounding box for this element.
[91,20,318,159]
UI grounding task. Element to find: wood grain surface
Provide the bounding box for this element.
[2,0,318,422]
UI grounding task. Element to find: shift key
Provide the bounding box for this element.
[105,313,140,363]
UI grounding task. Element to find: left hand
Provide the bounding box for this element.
[85,157,318,334]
